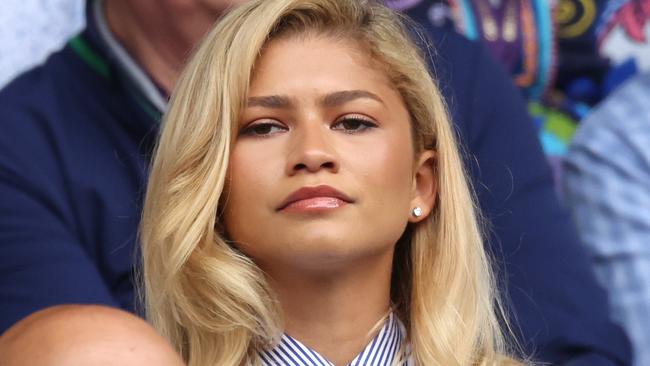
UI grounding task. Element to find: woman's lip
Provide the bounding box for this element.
[281,197,348,212]
[277,185,353,211]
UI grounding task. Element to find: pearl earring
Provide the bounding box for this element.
[412,206,423,218]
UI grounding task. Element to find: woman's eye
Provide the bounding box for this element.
[331,116,377,133]
[241,122,287,136]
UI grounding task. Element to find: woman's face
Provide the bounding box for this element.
[223,36,434,274]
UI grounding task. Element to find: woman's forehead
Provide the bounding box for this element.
[249,36,396,99]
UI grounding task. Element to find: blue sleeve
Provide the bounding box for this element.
[0,74,118,333]
[425,30,631,365]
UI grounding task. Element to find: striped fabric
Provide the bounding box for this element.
[259,312,412,365]
[564,73,650,366]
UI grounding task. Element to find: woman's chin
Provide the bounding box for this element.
[250,236,395,275]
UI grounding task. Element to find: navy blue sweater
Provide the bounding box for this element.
[0,11,631,366]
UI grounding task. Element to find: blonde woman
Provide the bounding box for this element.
[141,0,523,365]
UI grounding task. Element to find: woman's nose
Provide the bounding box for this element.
[285,123,340,176]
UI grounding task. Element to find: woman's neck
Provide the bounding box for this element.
[267,251,395,366]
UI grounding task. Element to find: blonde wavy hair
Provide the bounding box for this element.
[140,0,522,365]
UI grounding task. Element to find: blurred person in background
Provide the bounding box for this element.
[0,0,631,365]
[564,72,650,366]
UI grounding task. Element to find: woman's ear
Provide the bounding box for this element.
[409,150,437,223]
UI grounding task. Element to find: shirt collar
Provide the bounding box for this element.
[259,312,411,366]
[92,0,168,114]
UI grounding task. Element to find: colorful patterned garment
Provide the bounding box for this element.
[551,0,650,160]
[388,0,555,100]
[558,0,650,98]
[387,0,568,182]
[394,0,650,110]
[564,73,650,366]
[390,0,650,189]
[534,0,650,188]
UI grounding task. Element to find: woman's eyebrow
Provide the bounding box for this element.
[320,90,385,107]
[247,95,293,108]
[247,90,385,109]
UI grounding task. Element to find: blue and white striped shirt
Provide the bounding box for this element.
[259,312,412,366]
